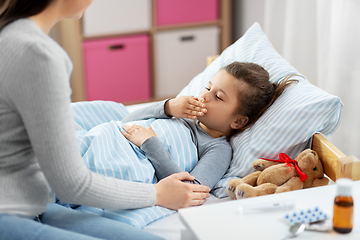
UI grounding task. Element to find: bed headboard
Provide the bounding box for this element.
[207,56,360,182]
[312,133,360,182]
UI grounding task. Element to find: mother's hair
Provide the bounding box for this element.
[0,0,54,30]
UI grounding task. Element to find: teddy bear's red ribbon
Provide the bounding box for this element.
[261,153,308,182]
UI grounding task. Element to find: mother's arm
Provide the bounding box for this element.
[13,44,207,211]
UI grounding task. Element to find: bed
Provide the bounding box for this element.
[135,103,360,240]
[69,22,359,240]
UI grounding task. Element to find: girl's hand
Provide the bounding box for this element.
[165,96,207,119]
[121,125,156,148]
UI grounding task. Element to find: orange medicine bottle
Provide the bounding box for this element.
[333,178,354,233]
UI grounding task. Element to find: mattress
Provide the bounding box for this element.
[143,195,230,240]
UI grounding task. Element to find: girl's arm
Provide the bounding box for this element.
[123,125,232,189]
[121,125,183,180]
[143,137,232,189]
[122,96,206,123]
[188,141,232,189]
[141,136,184,180]
[121,100,170,123]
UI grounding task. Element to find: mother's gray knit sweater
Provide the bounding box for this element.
[0,19,155,216]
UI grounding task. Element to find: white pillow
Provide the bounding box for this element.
[178,22,343,198]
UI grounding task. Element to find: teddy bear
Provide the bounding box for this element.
[227,149,329,199]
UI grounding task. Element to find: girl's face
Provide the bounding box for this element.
[197,69,248,137]
[60,0,93,19]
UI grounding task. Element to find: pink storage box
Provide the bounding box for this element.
[83,35,151,103]
[155,0,218,26]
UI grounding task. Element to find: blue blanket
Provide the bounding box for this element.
[60,101,198,228]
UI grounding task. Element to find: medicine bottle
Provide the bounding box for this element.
[333,178,354,233]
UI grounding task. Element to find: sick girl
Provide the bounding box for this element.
[122,62,296,189]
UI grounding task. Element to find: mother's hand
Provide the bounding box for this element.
[154,172,211,210]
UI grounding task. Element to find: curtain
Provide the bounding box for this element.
[263,0,360,158]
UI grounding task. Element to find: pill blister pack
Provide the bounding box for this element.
[285,207,328,224]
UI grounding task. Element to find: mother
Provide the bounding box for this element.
[0,1,210,239]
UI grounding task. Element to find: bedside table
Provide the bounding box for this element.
[179,181,360,240]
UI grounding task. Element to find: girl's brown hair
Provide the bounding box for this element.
[0,0,54,30]
[224,62,297,135]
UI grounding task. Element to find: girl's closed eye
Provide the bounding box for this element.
[216,95,223,101]
[205,86,223,100]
